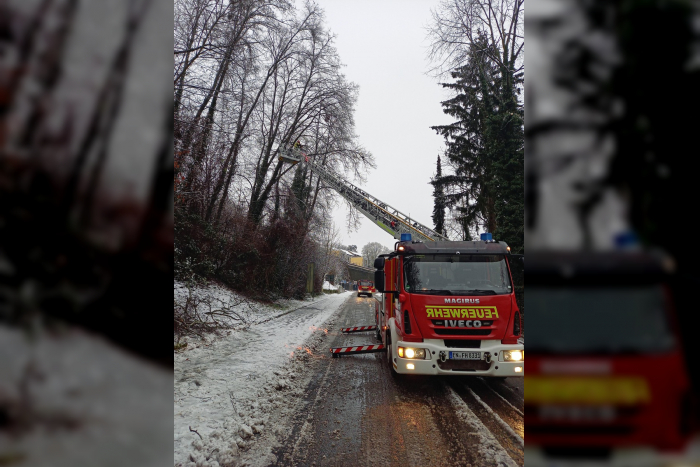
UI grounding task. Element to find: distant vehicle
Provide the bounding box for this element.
[357,279,374,297]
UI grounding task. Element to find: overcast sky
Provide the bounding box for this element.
[318,0,453,253]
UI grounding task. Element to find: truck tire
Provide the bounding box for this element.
[386,331,401,378]
[368,293,372,298]
[374,313,381,341]
[357,293,361,297]
[386,331,393,370]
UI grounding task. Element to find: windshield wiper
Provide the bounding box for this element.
[413,289,453,295]
[455,289,497,295]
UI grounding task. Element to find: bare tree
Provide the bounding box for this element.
[174,0,376,300]
[174,0,229,115]
[361,242,390,268]
[313,218,342,286]
[426,0,524,80]
[244,4,373,226]
[175,0,291,199]
[175,0,373,224]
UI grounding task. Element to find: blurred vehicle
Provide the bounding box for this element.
[525,250,699,466]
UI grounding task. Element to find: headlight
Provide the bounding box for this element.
[398,347,426,359]
[503,350,523,362]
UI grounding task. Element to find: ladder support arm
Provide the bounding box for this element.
[278,146,449,241]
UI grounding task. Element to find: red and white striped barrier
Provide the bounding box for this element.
[330,344,385,357]
[341,325,377,333]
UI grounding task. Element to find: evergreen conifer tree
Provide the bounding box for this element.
[431,32,523,253]
[431,155,446,236]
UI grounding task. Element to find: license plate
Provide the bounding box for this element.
[449,351,482,360]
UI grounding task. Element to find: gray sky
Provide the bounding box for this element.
[319,0,453,252]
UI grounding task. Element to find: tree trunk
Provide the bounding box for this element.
[182,45,232,195]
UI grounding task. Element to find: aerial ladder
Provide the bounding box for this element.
[278,145,449,242]
[278,144,448,357]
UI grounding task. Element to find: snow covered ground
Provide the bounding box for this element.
[174,283,352,467]
[0,325,172,467]
[322,281,339,291]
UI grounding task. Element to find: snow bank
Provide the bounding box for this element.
[0,326,172,467]
[174,281,336,335]
[174,284,351,467]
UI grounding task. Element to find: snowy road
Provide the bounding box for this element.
[175,291,523,467]
[270,294,524,467]
[175,291,351,467]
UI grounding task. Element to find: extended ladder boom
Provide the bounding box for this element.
[279,147,449,242]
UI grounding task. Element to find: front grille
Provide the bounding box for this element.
[434,329,491,336]
[443,339,481,348]
[432,320,493,326]
[437,359,491,371]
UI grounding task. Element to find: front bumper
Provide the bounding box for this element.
[392,338,524,377]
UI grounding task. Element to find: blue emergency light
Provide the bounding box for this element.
[614,230,639,249]
[480,232,493,241]
[401,233,412,242]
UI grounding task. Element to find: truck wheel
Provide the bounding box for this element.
[368,293,372,298]
[385,332,393,370]
[357,293,361,297]
[374,312,381,341]
[386,332,401,378]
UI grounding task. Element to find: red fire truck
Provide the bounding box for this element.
[525,250,698,465]
[276,146,523,372]
[372,233,523,377]
[357,279,375,298]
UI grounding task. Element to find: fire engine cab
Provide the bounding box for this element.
[373,233,523,377]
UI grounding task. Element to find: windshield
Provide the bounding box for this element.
[528,285,676,354]
[403,254,512,295]
[359,280,372,287]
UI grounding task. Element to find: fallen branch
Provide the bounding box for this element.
[189,426,203,440]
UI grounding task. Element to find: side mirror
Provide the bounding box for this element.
[374,270,385,292]
[374,257,385,269]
